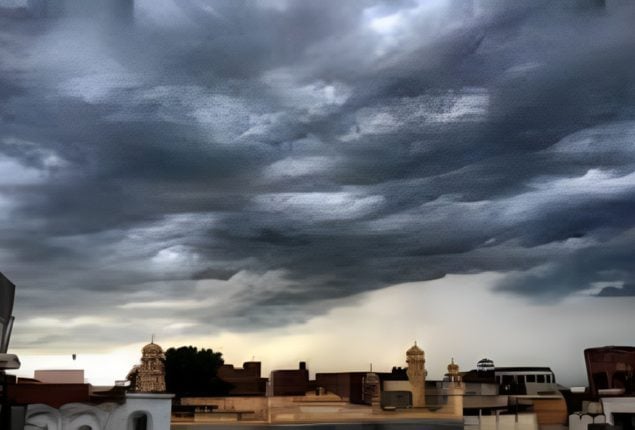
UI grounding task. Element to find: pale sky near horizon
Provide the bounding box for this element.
[11,273,635,386]
[2,0,635,387]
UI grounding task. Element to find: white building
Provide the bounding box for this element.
[24,393,173,430]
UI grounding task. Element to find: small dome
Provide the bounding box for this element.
[142,342,164,355]
[365,372,380,384]
[477,358,495,371]
[407,342,424,356]
[447,358,459,374]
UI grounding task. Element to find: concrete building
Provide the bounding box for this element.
[315,372,368,404]
[584,346,635,398]
[218,361,267,396]
[33,369,84,384]
[268,362,310,396]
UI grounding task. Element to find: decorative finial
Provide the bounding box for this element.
[151,334,155,344]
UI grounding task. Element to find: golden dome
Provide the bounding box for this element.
[365,372,380,384]
[142,342,164,356]
[447,358,459,374]
[407,342,424,356]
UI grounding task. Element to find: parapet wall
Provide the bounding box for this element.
[181,390,463,424]
[181,396,269,421]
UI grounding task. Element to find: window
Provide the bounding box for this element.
[526,375,536,383]
[128,412,151,430]
[133,415,147,430]
[537,375,545,383]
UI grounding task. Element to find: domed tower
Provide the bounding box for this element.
[406,342,426,407]
[363,365,380,406]
[477,358,495,374]
[128,341,166,393]
[447,358,461,383]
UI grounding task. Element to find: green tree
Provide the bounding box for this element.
[164,346,232,397]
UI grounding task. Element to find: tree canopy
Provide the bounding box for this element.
[164,345,232,397]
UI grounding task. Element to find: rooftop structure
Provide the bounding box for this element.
[268,361,310,396]
[217,361,267,396]
[584,346,635,398]
[33,369,84,384]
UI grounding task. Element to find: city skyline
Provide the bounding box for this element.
[1,0,635,386]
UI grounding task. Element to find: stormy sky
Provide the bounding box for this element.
[2,0,635,384]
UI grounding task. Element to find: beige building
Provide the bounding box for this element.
[33,369,84,384]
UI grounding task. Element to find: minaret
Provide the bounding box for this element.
[363,363,380,406]
[445,357,465,417]
[406,342,426,407]
[447,357,461,384]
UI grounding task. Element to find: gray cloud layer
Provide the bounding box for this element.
[2,0,635,349]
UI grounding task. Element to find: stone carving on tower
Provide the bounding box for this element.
[406,342,426,407]
[127,341,166,393]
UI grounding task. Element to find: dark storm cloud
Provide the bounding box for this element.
[596,283,635,297]
[1,0,635,349]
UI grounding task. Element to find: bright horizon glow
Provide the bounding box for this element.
[11,272,632,387]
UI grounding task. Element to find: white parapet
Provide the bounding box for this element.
[107,393,174,430]
[569,412,606,430]
[24,392,174,430]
